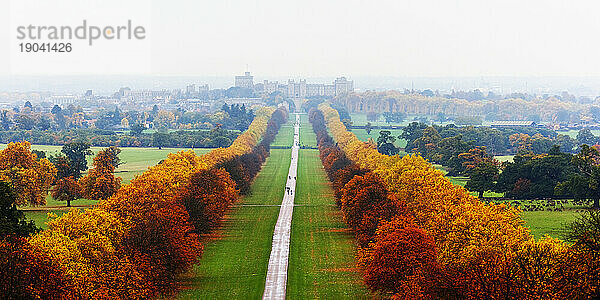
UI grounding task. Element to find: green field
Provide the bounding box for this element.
[557,129,600,138]
[299,114,317,148]
[271,124,294,148]
[177,148,291,299]
[179,117,371,298]
[287,148,372,299]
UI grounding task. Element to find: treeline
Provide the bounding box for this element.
[2,102,255,132]
[0,127,239,148]
[401,122,572,156]
[335,90,589,123]
[0,106,288,299]
[311,103,599,299]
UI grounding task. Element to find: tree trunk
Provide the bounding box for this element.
[478,191,484,199]
[594,198,599,209]
[67,198,71,207]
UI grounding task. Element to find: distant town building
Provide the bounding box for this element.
[236,72,353,98]
[186,84,196,94]
[235,72,254,89]
[334,77,354,95]
[490,121,538,127]
[198,84,209,92]
[50,95,78,105]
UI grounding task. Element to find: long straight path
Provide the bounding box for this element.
[262,113,300,300]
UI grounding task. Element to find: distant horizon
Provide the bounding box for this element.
[3,74,600,97]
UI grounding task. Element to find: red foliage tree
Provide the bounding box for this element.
[332,164,367,204]
[0,237,76,299]
[340,172,400,246]
[51,176,80,207]
[176,168,238,234]
[360,216,439,298]
[99,197,202,297]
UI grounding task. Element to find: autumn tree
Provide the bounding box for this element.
[216,157,251,195]
[340,172,400,246]
[79,147,122,201]
[332,164,366,204]
[457,146,494,173]
[51,177,81,207]
[359,216,439,298]
[176,168,238,234]
[560,210,600,298]
[0,237,75,299]
[100,196,202,297]
[0,141,56,206]
[38,209,150,298]
[510,237,570,299]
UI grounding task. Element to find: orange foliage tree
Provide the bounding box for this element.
[79,146,122,201]
[30,209,150,299]
[22,106,286,297]
[0,141,56,206]
[51,177,80,207]
[0,237,75,299]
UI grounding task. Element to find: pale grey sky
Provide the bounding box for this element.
[2,0,600,77]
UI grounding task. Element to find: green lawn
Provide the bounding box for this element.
[23,210,68,230]
[495,155,514,162]
[271,123,294,148]
[177,148,291,299]
[299,114,317,148]
[287,149,372,299]
[557,129,600,139]
[521,210,579,239]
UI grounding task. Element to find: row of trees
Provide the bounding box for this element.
[3,102,255,132]
[0,126,240,148]
[314,103,600,299]
[335,90,589,123]
[400,121,575,157]
[1,106,288,298]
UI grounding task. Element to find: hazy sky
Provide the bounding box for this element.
[2,0,600,77]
